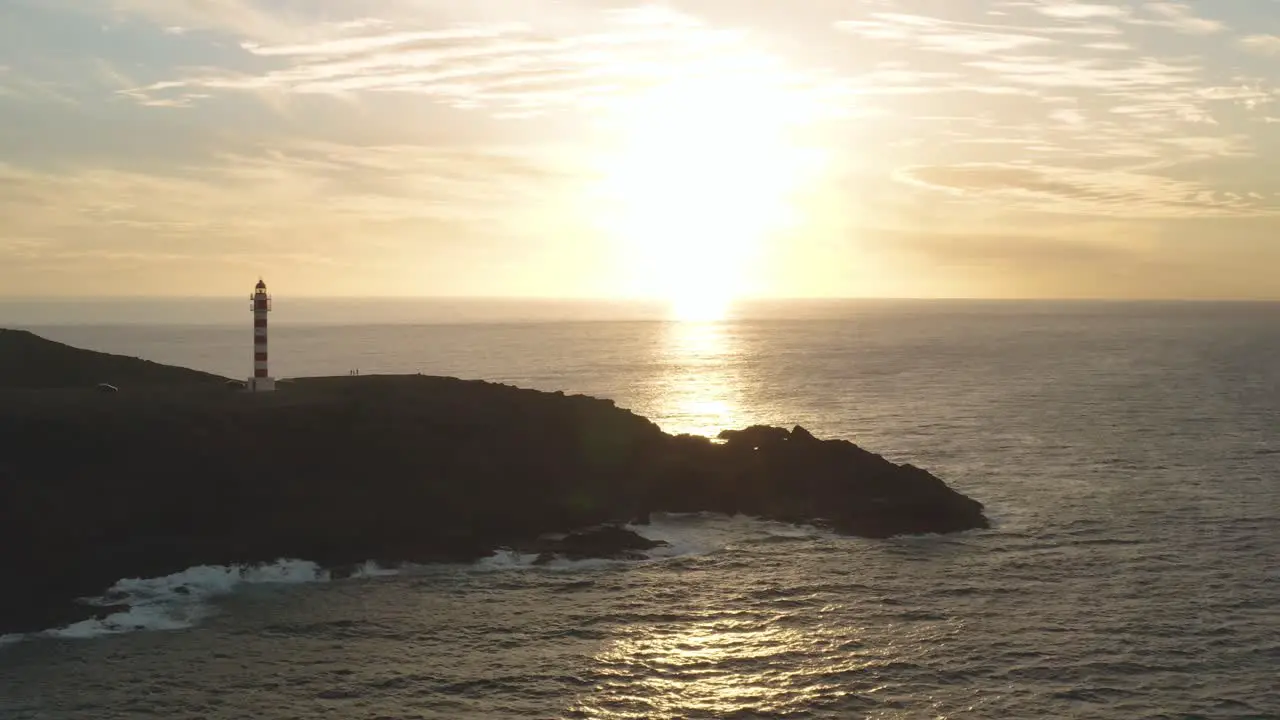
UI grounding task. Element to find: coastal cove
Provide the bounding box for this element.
[0,329,988,638]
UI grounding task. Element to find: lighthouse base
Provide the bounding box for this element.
[247,376,276,393]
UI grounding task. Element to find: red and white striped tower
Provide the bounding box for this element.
[248,278,275,392]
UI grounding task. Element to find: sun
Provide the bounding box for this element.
[592,61,823,321]
[671,289,731,324]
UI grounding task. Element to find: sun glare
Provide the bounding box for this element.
[594,60,824,321]
[672,290,731,323]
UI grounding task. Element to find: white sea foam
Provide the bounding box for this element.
[761,521,827,539]
[472,549,641,572]
[631,513,733,559]
[4,517,826,645]
[2,558,400,646]
[473,550,643,572]
[635,512,831,557]
[474,513,833,571]
[349,560,402,578]
[474,550,543,571]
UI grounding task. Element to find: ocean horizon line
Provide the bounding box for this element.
[4,295,1280,304]
[4,296,1278,329]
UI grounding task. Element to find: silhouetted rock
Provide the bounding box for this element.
[0,331,989,635]
[718,425,791,448]
[791,425,817,443]
[522,526,668,564]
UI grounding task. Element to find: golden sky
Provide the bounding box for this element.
[2,0,1280,303]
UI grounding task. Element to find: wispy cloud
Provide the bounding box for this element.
[4,0,1280,297]
[836,14,1068,55]
[99,0,299,42]
[822,0,1279,222]
[1033,2,1129,21]
[1134,2,1225,35]
[117,5,814,117]
[0,65,77,104]
[1240,34,1280,56]
[896,162,1274,217]
[0,141,574,281]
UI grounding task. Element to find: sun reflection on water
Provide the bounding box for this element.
[585,622,802,717]
[568,613,877,719]
[652,319,745,438]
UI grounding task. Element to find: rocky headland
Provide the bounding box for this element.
[0,329,989,635]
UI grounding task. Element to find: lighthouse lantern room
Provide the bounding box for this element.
[248,278,275,392]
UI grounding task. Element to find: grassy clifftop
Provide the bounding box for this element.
[0,329,227,389]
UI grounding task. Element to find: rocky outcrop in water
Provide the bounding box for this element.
[522,526,670,565]
[0,330,988,635]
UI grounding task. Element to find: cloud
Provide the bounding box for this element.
[999,2,1225,37]
[1135,2,1225,35]
[890,232,1142,268]
[115,3,833,118]
[1240,34,1280,56]
[0,142,573,273]
[964,55,1198,90]
[896,162,1273,217]
[100,0,299,42]
[7,0,1280,298]
[0,136,633,296]
[1033,2,1130,21]
[0,65,77,104]
[835,14,1061,54]
[866,224,1169,299]
[823,0,1276,190]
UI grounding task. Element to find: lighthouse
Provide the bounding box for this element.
[248,278,275,392]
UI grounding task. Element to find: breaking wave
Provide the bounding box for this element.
[4,514,831,646]
[474,513,834,571]
[4,560,398,645]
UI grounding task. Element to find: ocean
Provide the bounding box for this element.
[0,299,1276,719]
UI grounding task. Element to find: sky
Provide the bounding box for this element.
[3,0,1280,304]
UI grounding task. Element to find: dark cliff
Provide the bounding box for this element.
[0,329,226,389]
[0,330,988,635]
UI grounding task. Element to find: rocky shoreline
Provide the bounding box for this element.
[0,329,989,635]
